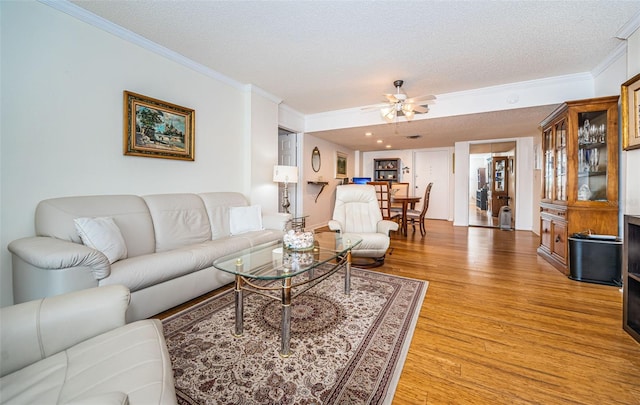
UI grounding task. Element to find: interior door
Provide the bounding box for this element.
[413,150,450,220]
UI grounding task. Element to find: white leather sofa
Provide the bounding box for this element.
[8,192,290,322]
[0,285,177,405]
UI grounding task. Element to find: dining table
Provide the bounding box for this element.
[391,195,422,235]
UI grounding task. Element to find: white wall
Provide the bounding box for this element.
[301,134,355,230]
[592,25,640,221]
[515,137,534,231]
[247,88,281,213]
[361,150,414,184]
[0,2,278,306]
[594,51,628,97]
[454,142,471,226]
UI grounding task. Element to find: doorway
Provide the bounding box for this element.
[277,128,298,217]
[468,142,516,228]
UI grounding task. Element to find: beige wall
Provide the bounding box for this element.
[0,2,278,306]
[623,28,640,216]
[532,136,543,235]
[301,134,355,230]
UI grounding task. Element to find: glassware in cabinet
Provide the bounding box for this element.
[577,110,608,202]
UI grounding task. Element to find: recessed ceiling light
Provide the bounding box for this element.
[386,145,392,148]
[376,140,383,143]
[365,132,372,136]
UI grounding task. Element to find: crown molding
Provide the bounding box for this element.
[244,84,282,105]
[38,0,245,91]
[436,72,593,100]
[591,42,627,77]
[279,103,303,117]
[616,10,640,39]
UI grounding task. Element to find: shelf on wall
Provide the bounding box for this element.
[307,181,329,203]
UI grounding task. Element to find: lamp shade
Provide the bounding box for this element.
[273,165,298,183]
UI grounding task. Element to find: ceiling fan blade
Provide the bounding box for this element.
[361,104,386,111]
[361,102,395,111]
[413,105,429,114]
[384,94,399,103]
[406,94,437,104]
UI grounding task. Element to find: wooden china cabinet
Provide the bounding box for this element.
[538,96,619,274]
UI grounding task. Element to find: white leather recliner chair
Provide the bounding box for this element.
[328,184,399,267]
[0,285,177,405]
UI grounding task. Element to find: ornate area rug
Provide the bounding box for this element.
[162,266,428,405]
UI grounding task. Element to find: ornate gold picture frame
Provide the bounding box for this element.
[335,151,348,179]
[123,91,195,160]
[622,73,640,151]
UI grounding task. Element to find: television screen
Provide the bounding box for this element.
[352,177,372,184]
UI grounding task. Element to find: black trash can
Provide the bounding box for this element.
[568,234,622,286]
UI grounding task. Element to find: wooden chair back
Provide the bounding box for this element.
[406,182,433,236]
[390,182,410,209]
[419,182,433,216]
[367,181,392,220]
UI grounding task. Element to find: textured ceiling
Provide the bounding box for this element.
[70,0,640,150]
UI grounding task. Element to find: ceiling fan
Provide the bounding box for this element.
[379,80,436,123]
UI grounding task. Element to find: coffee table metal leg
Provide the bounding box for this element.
[345,249,352,296]
[233,274,244,337]
[280,277,292,357]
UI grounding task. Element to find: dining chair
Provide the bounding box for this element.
[390,182,410,216]
[367,181,393,220]
[405,182,433,236]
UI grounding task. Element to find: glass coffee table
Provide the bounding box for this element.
[213,231,362,357]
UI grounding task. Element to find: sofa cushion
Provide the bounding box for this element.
[0,320,175,405]
[64,392,129,405]
[74,217,127,264]
[236,229,286,247]
[198,192,249,240]
[143,194,211,253]
[229,205,263,235]
[100,237,253,292]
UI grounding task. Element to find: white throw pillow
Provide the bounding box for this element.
[229,205,263,235]
[74,217,128,264]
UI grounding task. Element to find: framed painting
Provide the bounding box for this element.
[622,73,640,151]
[335,151,348,179]
[123,91,195,160]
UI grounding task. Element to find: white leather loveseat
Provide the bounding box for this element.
[8,192,290,321]
[0,285,177,405]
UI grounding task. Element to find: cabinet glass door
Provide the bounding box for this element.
[577,111,608,201]
[494,159,505,192]
[555,120,567,201]
[543,129,554,200]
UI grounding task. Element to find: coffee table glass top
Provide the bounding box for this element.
[213,231,362,280]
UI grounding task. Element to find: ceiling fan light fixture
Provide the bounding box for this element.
[381,107,396,123]
[379,79,433,124]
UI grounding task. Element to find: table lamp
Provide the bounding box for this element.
[273,165,298,213]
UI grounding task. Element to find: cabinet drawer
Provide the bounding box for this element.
[540,218,552,250]
[552,221,567,262]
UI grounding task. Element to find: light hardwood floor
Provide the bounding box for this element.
[385,220,639,405]
[156,220,640,404]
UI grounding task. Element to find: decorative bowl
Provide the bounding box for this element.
[283,230,315,251]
